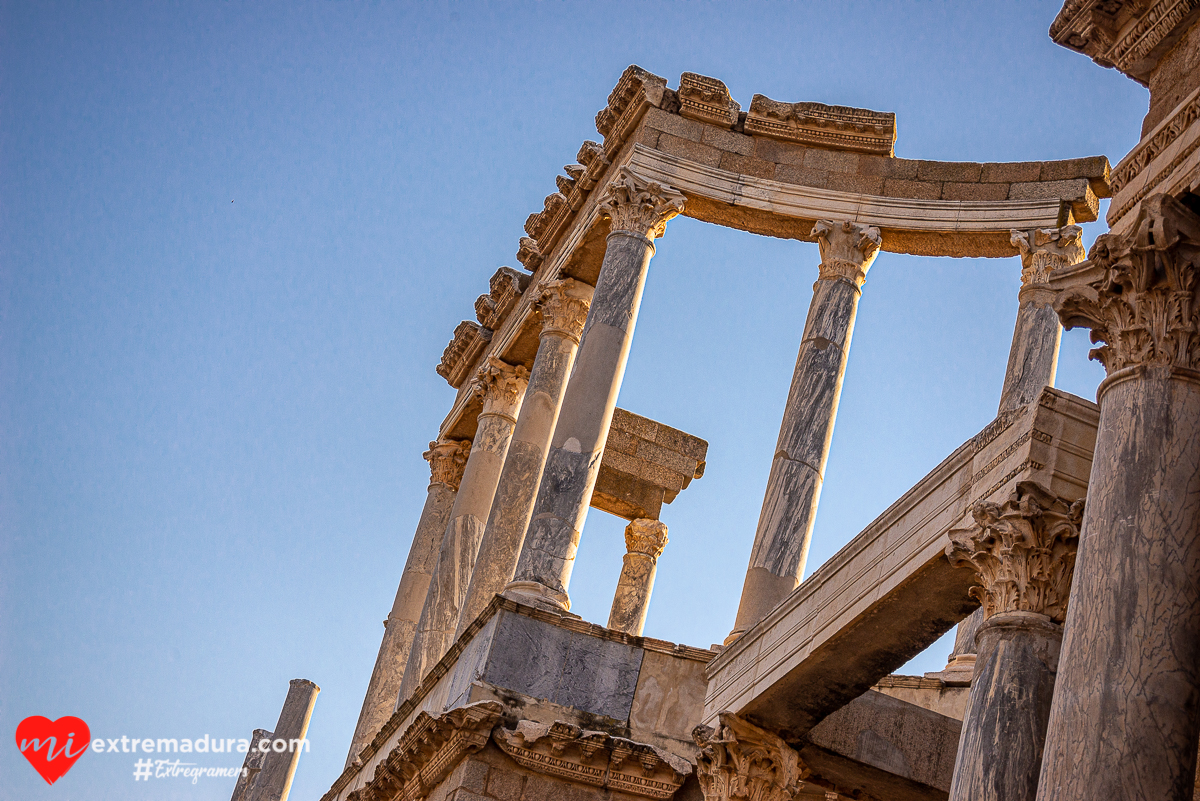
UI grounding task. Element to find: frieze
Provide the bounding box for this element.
[1109,93,1200,195]
[745,95,896,156]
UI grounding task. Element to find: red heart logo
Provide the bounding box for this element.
[15,716,91,785]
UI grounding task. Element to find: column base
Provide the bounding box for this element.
[502,581,573,614]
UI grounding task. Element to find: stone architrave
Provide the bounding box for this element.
[607,518,668,636]
[727,219,881,643]
[396,359,528,703]
[945,481,1083,801]
[692,712,809,801]
[1035,194,1200,801]
[454,278,594,640]
[505,168,684,612]
[345,439,469,766]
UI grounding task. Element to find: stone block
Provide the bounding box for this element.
[752,136,808,165]
[774,163,830,187]
[451,758,490,794]
[826,172,885,195]
[642,107,704,142]
[629,650,709,742]
[1039,154,1109,182]
[916,160,982,182]
[656,133,722,167]
[486,766,525,800]
[719,151,776,180]
[804,147,860,174]
[634,126,661,149]
[611,407,656,440]
[603,428,638,456]
[857,155,918,179]
[702,125,755,156]
[453,792,491,801]
[981,161,1042,182]
[1009,177,1090,200]
[941,181,1010,201]
[555,632,643,719]
[882,178,942,199]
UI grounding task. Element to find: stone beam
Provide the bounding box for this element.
[703,387,1098,742]
[592,407,708,521]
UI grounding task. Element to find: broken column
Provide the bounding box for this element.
[248,679,319,801]
[505,167,684,612]
[396,358,527,700]
[607,518,668,636]
[727,219,881,643]
[1035,195,1200,801]
[945,482,1082,801]
[344,438,469,766]
[454,278,593,639]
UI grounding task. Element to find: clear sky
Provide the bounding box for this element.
[2,2,1148,799]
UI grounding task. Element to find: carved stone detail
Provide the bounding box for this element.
[436,321,492,388]
[1110,95,1200,195]
[494,720,690,800]
[946,481,1084,623]
[538,278,594,344]
[595,66,668,155]
[598,167,686,239]
[1052,194,1200,374]
[475,267,531,330]
[1050,0,1199,84]
[1011,225,1085,285]
[692,713,809,801]
[813,220,883,286]
[423,439,471,491]
[678,72,740,128]
[474,357,529,420]
[625,518,668,558]
[745,95,896,156]
[516,237,543,272]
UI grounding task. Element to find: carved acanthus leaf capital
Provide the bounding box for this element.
[692,713,809,801]
[946,481,1084,622]
[1011,225,1085,286]
[813,219,882,286]
[538,278,594,343]
[424,439,471,490]
[1051,194,1200,374]
[598,167,685,239]
[625,519,668,558]
[474,356,529,420]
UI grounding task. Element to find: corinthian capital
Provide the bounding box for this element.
[1011,225,1085,286]
[813,219,882,286]
[423,439,471,490]
[538,278,594,344]
[1051,195,1200,375]
[692,713,809,801]
[474,356,529,420]
[598,167,685,239]
[946,481,1083,623]
[625,519,668,559]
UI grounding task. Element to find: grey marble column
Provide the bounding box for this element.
[505,167,684,612]
[607,518,668,636]
[945,482,1082,801]
[1036,195,1200,801]
[727,219,881,643]
[942,225,1085,681]
[344,439,468,766]
[453,279,593,640]
[248,679,319,801]
[395,358,527,702]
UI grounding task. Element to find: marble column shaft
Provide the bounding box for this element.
[506,168,684,611]
[945,482,1081,801]
[453,279,593,640]
[1036,195,1200,801]
[728,220,881,642]
[395,359,527,703]
[344,439,468,767]
[249,679,319,801]
[607,518,668,636]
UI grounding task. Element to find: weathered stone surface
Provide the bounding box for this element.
[873,676,969,721]
[232,728,273,801]
[607,519,668,636]
[745,94,896,156]
[251,679,319,801]
[629,650,709,744]
[693,712,810,801]
[678,72,740,129]
[1049,0,1200,85]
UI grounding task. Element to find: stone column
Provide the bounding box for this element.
[607,518,668,636]
[727,219,881,643]
[942,225,1086,681]
[505,167,684,612]
[453,278,593,640]
[230,728,273,801]
[249,679,319,801]
[344,439,468,766]
[1035,194,1200,801]
[395,358,527,702]
[692,712,810,801]
[945,482,1082,801]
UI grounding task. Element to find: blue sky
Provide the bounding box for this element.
[2,2,1147,799]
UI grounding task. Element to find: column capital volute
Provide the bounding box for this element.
[1051,194,1200,376]
[598,166,686,240]
[538,278,594,344]
[423,439,471,490]
[692,712,809,801]
[946,481,1084,623]
[812,219,882,287]
[624,518,668,558]
[473,356,529,421]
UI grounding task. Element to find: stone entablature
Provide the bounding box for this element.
[745,95,896,157]
[1049,0,1200,84]
[474,267,530,332]
[436,321,491,389]
[678,72,740,129]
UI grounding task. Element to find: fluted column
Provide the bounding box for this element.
[505,167,684,612]
[607,518,668,636]
[1035,194,1200,801]
[453,279,593,639]
[344,439,468,766]
[395,358,527,702]
[727,219,881,643]
[944,225,1086,680]
[946,482,1082,801]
